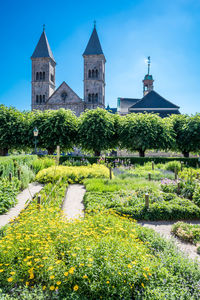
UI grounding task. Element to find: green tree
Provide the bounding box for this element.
[78,108,117,156]
[170,114,200,157]
[119,113,174,157]
[0,105,27,156]
[29,109,78,154]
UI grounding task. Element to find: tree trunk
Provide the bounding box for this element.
[182,151,189,158]
[47,148,55,155]
[139,149,145,157]
[0,148,8,156]
[94,150,101,157]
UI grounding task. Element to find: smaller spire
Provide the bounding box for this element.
[147,56,151,75]
[43,24,45,32]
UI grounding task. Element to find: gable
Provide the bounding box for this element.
[46,82,82,105]
[130,90,179,109]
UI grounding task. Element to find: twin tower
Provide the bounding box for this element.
[31,25,106,115]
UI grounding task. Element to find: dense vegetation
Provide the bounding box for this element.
[0,165,200,299]
[1,105,200,157]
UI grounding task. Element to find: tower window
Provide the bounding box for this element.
[36,95,39,104]
[36,72,39,80]
[43,95,45,103]
[51,74,54,83]
[88,70,91,78]
[88,94,91,102]
[95,70,98,78]
[95,93,98,102]
[92,70,95,78]
[43,72,45,80]
[40,95,42,104]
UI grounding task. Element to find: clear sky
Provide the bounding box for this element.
[0,0,200,114]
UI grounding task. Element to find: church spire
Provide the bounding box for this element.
[143,56,154,96]
[31,29,55,63]
[83,24,104,56]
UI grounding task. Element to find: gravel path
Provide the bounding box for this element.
[139,220,200,263]
[0,182,43,229]
[63,184,85,220]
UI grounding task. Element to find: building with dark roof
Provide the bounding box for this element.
[31,24,105,114]
[117,57,180,117]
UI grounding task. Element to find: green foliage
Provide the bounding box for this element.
[36,164,111,184]
[172,222,200,244]
[29,109,78,154]
[0,178,20,214]
[164,160,181,172]
[119,113,174,156]
[78,108,117,155]
[31,157,56,174]
[0,105,28,155]
[170,113,200,157]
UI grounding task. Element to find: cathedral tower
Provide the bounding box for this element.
[31,28,56,110]
[143,56,154,96]
[83,24,106,109]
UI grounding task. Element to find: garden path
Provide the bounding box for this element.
[63,184,85,220]
[139,220,200,263]
[0,182,43,229]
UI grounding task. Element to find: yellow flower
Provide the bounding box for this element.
[64,272,69,277]
[56,281,61,285]
[69,267,75,274]
[26,282,29,286]
[141,283,145,288]
[50,285,55,291]
[7,277,13,282]
[10,271,15,275]
[42,286,46,290]
[143,273,148,279]
[29,273,34,279]
[88,258,93,262]
[48,266,53,270]
[73,285,79,291]
[128,264,132,269]
[83,275,88,279]
[50,275,55,280]
[106,281,110,284]
[0,269,4,273]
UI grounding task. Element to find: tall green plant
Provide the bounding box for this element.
[78,108,117,156]
[119,113,174,157]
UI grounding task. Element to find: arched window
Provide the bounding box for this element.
[43,72,45,80]
[43,95,45,103]
[92,94,95,102]
[36,72,39,80]
[40,95,42,104]
[36,95,39,104]
[95,93,98,102]
[92,70,95,78]
[88,94,91,102]
[40,72,43,80]
[95,70,98,78]
[88,70,91,78]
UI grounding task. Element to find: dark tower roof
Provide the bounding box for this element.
[31,30,55,63]
[83,26,104,56]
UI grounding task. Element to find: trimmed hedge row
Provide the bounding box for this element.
[59,155,199,168]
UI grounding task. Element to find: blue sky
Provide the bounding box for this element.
[0,0,200,114]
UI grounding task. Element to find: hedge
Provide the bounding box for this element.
[58,156,199,168]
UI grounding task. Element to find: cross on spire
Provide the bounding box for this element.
[94,20,96,28]
[43,24,45,31]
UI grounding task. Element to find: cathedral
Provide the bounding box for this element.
[31,26,180,118]
[31,25,105,115]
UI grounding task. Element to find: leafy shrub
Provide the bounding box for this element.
[0,178,20,214]
[171,222,200,244]
[62,158,90,167]
[164,160,182,172]
[193,186,200,207]
[19,165,35,190]
[36,164,110,184]
[31,157,55,174]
